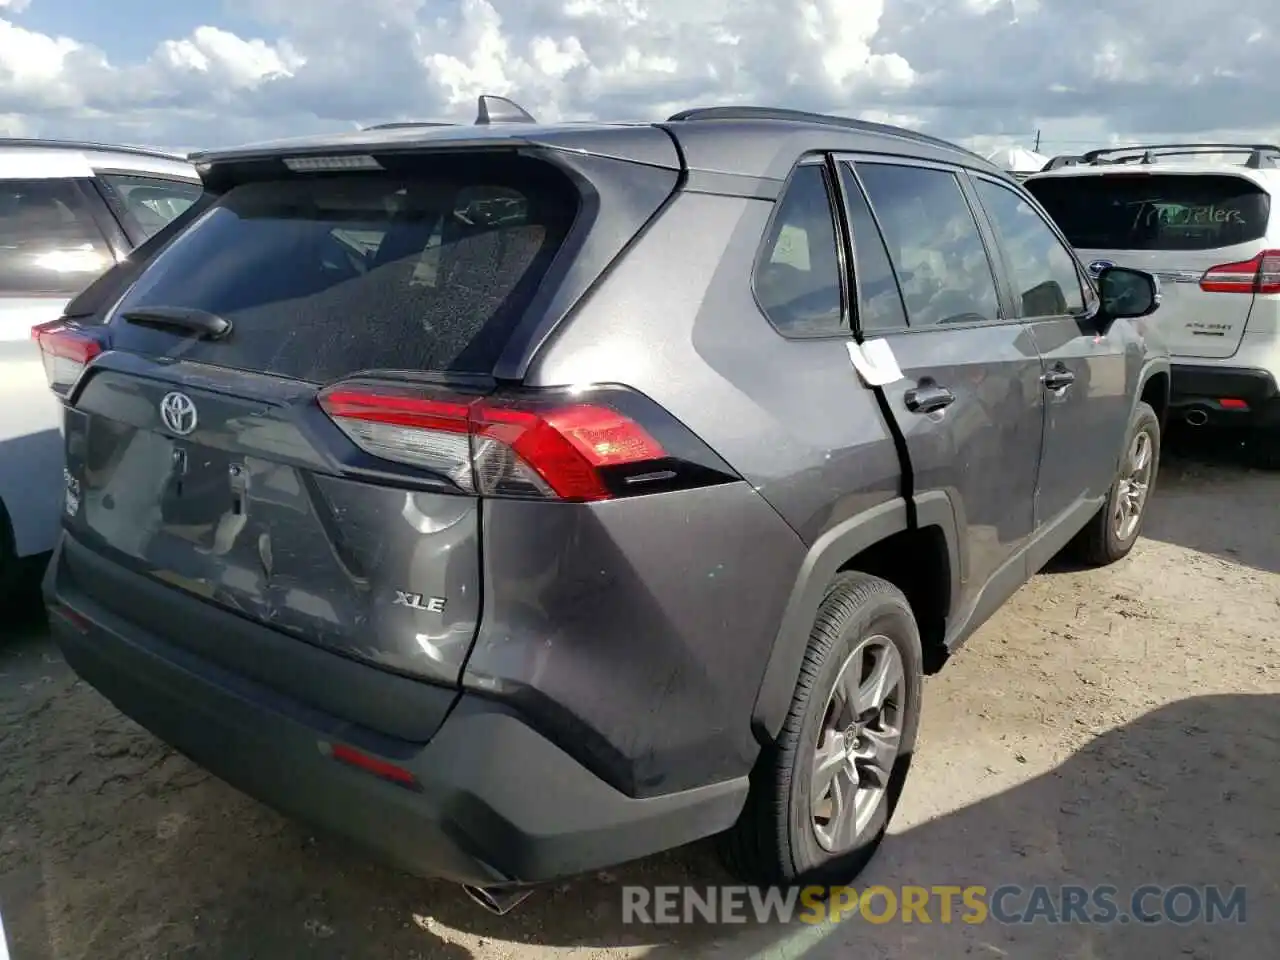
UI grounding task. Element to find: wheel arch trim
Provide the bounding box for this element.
[750,492,960,743]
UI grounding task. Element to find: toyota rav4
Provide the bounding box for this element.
[40,98,1168,914]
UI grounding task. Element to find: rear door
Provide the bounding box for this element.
[58,153,584,686]
[1025,171,1271,359]
[836,157,1046,630]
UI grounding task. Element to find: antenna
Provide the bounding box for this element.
[475,95,537,125]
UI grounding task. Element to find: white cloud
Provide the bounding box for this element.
[0,0,1275,154]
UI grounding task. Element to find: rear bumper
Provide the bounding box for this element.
[1169,364,1280,429]
[44,541,747,887]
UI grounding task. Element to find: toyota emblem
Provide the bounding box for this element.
[159,391,198,436]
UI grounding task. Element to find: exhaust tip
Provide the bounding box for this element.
[1184,408,1209,427]
[460,884,534,916]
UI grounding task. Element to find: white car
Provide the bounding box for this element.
[1025,144,1280,464]
[0,139,201,602]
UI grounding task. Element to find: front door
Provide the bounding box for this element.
[969,173,1129,551]
[836,158,1046,632]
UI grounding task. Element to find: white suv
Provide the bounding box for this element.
[0,139,200,603]
[1024,144,1279,463]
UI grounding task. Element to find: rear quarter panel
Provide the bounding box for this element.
[478,190,903,796]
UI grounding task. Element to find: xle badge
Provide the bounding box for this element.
[393,591,446,613]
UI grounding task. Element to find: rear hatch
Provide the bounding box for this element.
[43,143,687,688]
[1025,171,1275,359]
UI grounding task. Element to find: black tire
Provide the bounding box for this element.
[0,501,17,605]
[0,502,49,618]
[719,572,924,887]
[1249,429,1280,470]
[1070,400,1161,567]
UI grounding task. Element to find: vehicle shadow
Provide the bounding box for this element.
[1140,426,1280,575]
[6,694,1274,959]
[1039,424,1279,577]
[407,694,1280,960]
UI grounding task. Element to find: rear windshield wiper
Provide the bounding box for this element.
[119,306,233,340]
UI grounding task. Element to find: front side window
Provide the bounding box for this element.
[974,178,1086,318]
[0,178,114,296]
[855,163,1001,327]
[754,163,846,337]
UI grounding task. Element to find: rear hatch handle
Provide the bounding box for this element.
[119,306,233,340]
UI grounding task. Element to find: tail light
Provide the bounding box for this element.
[1200,250,1280,294]
[31,320,103,396]
[318,380,738,502]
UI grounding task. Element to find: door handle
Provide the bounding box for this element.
[1042,366,1076,390]
[904,381,956,414]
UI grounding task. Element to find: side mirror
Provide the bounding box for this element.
[1097,265,1161,320]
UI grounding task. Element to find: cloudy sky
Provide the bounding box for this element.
[0,0,1274,156]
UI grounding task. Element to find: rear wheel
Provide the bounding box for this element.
[1070,401,1160,567]
[0,501,48,616]
[1249,426,1280,470]
[720,572,923,886]
[0,501,19,609]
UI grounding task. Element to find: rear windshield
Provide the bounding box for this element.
[1025,173,1271,251]
[106,154,578,382]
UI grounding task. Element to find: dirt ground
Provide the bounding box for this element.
[2,431,1277,960]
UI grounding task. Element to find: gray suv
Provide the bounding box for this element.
[40,98,1169,912]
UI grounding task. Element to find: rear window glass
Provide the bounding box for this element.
[107,155,578,382]
[100,174,203,240]
[1025,174,1271,251]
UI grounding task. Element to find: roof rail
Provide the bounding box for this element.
[0,137,187,162]
[1042,154,1086,170]
[1075,143,1280,169]
[475,95,536,125]
[363,121,455,131]
[665,105,990,164]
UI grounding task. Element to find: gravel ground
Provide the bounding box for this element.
[2,432,1277,960]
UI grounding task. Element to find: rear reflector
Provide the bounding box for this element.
[329,742,419,788]
[31,321,103,396]
[318,381,737,502]
[1200,250,1280,294]
[48,603,91,634]
[1219,397,1249,410]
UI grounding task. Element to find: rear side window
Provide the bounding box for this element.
[838,162,907,333]
[0,178,114,296]
[107,155,578,382]
[99,174,203,240]
[1025,174,1271,251]
[855,163,1001,327]
[754,163,845,336]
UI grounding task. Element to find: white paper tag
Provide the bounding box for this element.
[846,338,904,386]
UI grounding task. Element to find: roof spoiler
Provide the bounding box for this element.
[1045,143,1280,170]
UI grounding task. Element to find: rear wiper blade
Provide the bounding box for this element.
[119,306,233,340]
